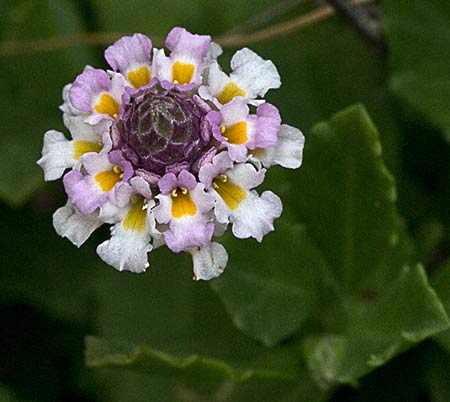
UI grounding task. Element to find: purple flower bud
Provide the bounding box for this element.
[113,89,208,175]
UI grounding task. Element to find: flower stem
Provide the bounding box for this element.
[224,0,308,35]
[216,0,372,47]
[0,0,373,57]
[325,0,386,54]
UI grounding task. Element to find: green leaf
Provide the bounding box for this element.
[213,105,449,386]
[430,259,450,352]
[383,0,450,139]
[92,370,326,402]
[86,336,297,388]
[85,246,326,402]
[0,0,95,206]
[415,219,446,265]
[293,105,400,291]
[304,264,449,387]
[210,221,324,346]
[297,106,449,386]
[212,105,403,345]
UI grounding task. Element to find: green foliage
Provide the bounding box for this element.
[384,0,450,139]
[210,222,322,346]
[431,260,450,352]
[85,336,296,384]
[2,1,450,401]
[81,106,449,399]
[0,0,95,206]
[83,246,326,402]
[304,264,449,387]
[213,105,408,345]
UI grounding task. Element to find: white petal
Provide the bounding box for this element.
[152,48,172,82]
[98,201,124,223]
[190,184,215,214]
[63,114,110,141]
[130,176,153,199]
[231,190,282,242]
[258,124,305,169]
[109,181,135,208]
[211,192,231,225]
[220,97,249,126]
[227,143,248,163]
[207,163,266,225]
[189,242,228,281]
[60,83,84,116]
[227,163,266,190]
[37,130,76,181]
[53,203,103,247]
[151,221,166,250]
[110,72,128,102]
[230,48,281,99]
[204,42,223,65]
[153,194,172,224]
[81,152,112,174]
[96,221,152,273]
[97,197,160,273]
[203,62,230,98]
[197,84,214,102]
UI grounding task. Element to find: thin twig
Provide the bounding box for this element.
[0,0,372,57]
[325,0,385,53]
[224,0,308,35]
[215,0,371,47]
[0,32,146,57]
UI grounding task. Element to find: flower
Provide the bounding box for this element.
[37,27,305,280]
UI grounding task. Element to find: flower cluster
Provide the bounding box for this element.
[37,27,304,280]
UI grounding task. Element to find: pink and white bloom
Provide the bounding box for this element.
[153,27,211,88]
[207,97,281,162]
[37,114,111,181]
[97,177,161,273]
[199,152,282,241]
[199,47,281,106]
[154,170,214,253]
[105,33,153,89]
[188,242,228,281]
[250,124,305,169]
[53,203,103,247]
[37,27,303,280]
[63,150,133,215]
[69,67,127,124]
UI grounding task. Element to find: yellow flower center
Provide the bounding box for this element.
[122,195,147,232]
[172,61,195,84]
[220,121,248,145]
[94,165,123,192]
[171,187,197,218]
[73,140,102,160]
[213,174,247,210]
[218,82,246,104]
[94,93,119,118]
[127,65,151,88]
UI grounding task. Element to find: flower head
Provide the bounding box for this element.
[37,28,305,280]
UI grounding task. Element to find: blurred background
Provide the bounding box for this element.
[2,0,450,401]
